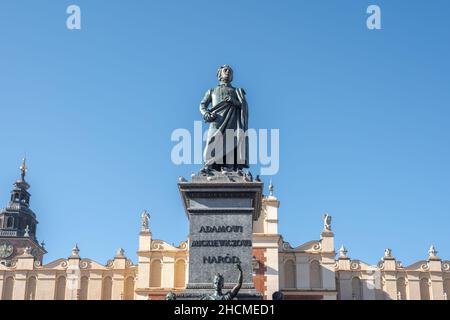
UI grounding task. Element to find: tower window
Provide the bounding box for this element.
[6,217,14,228]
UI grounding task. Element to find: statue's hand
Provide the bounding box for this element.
[204,111,217,123]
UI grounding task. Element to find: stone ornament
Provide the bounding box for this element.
[339,245,348,258]
[350,261,361,271]
[268,181,274,196]
[384,248,393,259]
[323,213,332,232]
[116,248,125,258]
[428,245,438,258]
[312,242,322,252]
[141,210,150,231]
[80,260,89,269]
[152,241,164,250]
[420,262,430,271]
[24,225,30,237]
[71,244,80,257]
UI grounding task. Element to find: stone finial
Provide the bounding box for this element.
[115,248,125,258]
[71,244,80,258]
[339,245,348,258]
[179,176,187,182]
[384,248,393,259]
[141,210,150,231]
[428,245,439,259]
[24,225,30,237]
[323,213,332,232]
[41,241,45,248]
[268,180,274,196]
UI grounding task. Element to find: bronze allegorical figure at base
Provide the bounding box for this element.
[200,263,243,300]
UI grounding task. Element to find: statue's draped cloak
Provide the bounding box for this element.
[200,84,249,168]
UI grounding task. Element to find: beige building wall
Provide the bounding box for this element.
[0,246,136,300]
[334,246,449,300]
[1,191,448,300]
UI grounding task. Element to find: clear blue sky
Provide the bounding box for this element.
[0,1,449,266]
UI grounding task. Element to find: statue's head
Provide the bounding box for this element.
[217,65,233,83]
[213,273,224,291]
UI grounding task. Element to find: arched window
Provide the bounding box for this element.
[352,277,363,300]
[55,276,66,300]
[25,276,37,300]
[0,217,3,228]
[397,277,407,300]
[150,260,162,288]
[80,276,89,300]
[310,260,322,289]
[174,259,186,288]
[6,217,14,228]
[284,260,296,289]
[2,276,14,300]
[123,276,135,300]
[101,276,113,300]
[420,278,430,300]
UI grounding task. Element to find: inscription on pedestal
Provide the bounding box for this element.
[178,178,263,298]
[189,213,254,285]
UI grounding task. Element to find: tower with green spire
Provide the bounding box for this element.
[0,159,46,266]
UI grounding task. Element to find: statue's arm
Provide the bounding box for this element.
[229,263,243,299]
[199,89,212,117]
[237,88,248,128]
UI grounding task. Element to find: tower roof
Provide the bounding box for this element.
[0,159,35,216]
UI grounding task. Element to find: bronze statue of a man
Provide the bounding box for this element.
[200,263,243,300]
[200,65,249,174]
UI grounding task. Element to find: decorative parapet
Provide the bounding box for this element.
[279,240,322,253]
[350,260,362,271]
[443,261,449,272]
[150,240,188,252]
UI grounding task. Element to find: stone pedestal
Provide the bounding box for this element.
[177,171,263,299]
